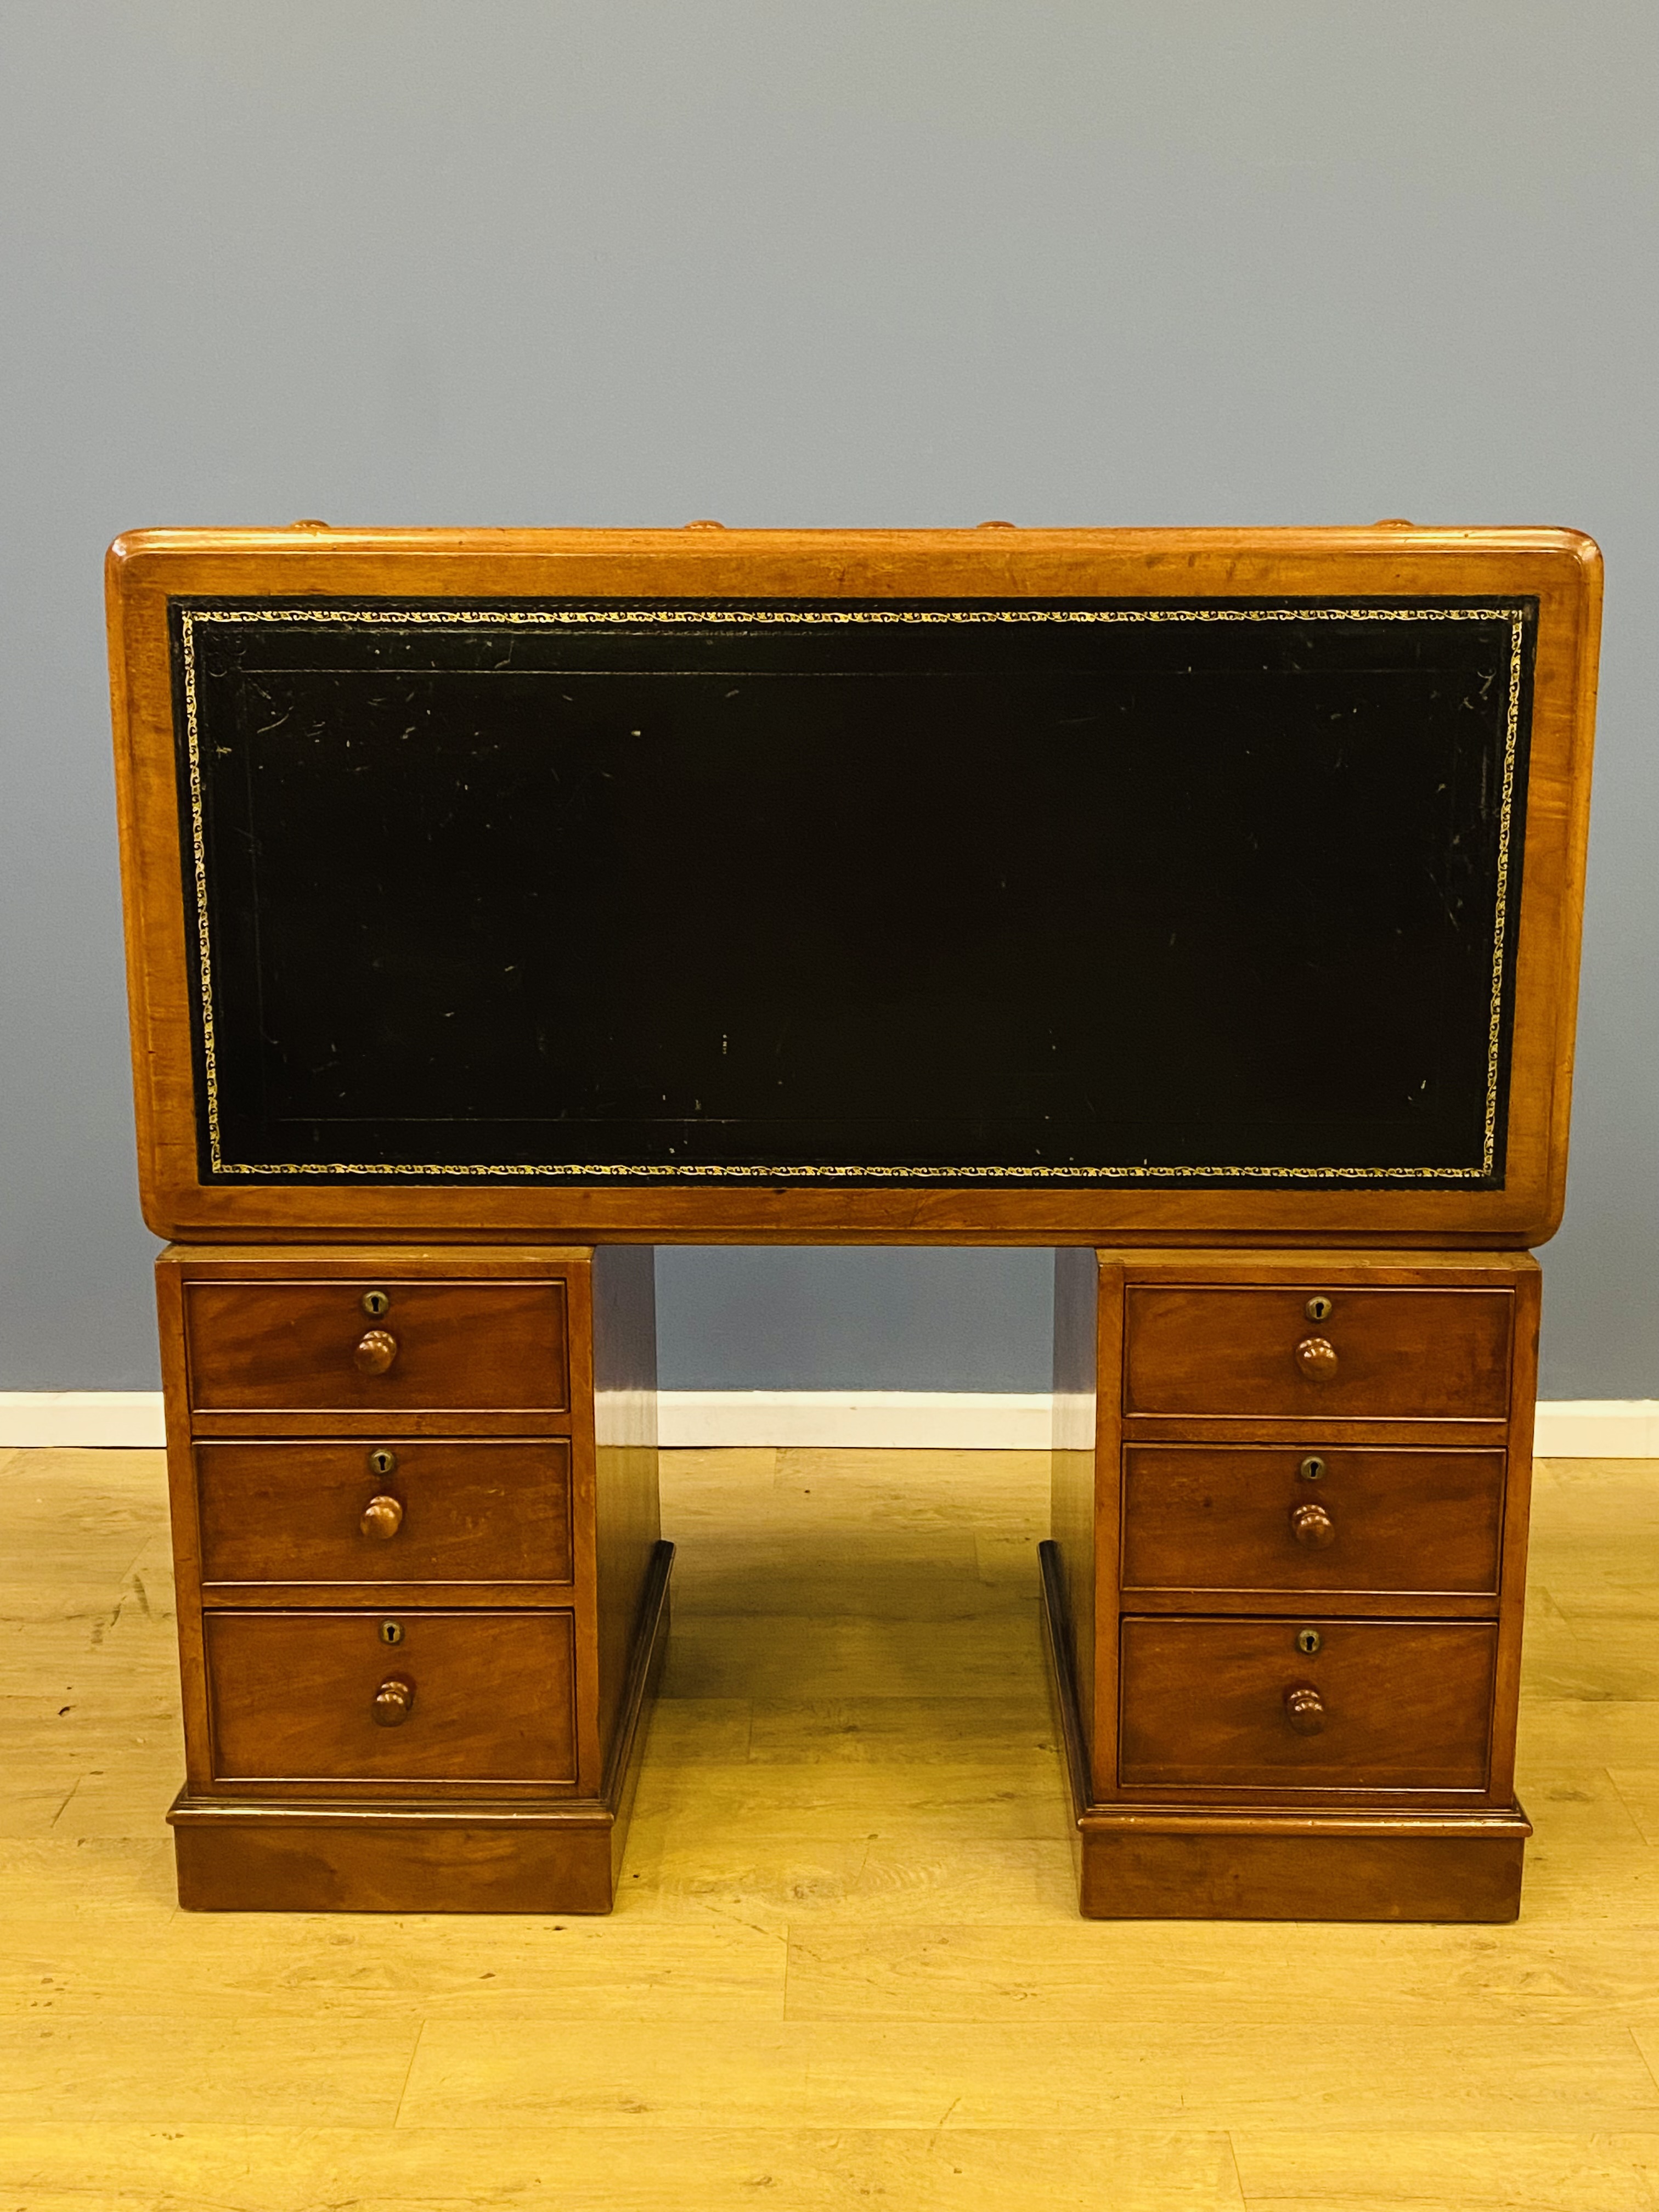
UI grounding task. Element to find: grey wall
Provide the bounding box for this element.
[1,1,1654,1398]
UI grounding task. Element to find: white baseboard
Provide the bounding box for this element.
[1532,1401,1659,1458]
[0,1392,169,1448]
[2,1389,1656,1456]
[656,1390,1054,1449]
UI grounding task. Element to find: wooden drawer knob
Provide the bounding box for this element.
[1283,1683,1325,1735]
[1294,1334,1339,1381]
[359,1494,404,1540]
[1289,1500,1335,1549]
[354,1329,399,1376]
[373,1675,415,1726]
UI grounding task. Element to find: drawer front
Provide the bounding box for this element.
[197,1440,573,1588]
[185,1280,568,1414]
[1120,1446,1506,1599]
[205,1611,577,1784]
[1124,1286,1511,1419]
[1119,1617,1497,1791]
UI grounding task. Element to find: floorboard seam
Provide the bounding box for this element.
[1224,2127,1250,2209]
[391,2020,426,2131]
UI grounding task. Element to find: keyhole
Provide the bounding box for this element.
[1305,1295,1333,1323]
[380,1620,404,1646]
[1296,1627,1323,1656]
[368,1448,398,1478]
[1299,1455,1327,1482]
[362,1290,391,1318]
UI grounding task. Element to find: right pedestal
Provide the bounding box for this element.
[1047,1248,1538,1921]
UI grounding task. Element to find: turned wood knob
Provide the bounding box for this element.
[1294,1334,1339,1381]
[373,1675,415,1726]
[354,1328,398,1376]
[1283,1684,1325,1735]
[359,1494,404,1540]
[1289,1500,1335,1549]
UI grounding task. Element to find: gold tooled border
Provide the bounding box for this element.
[177,601,1526,1184]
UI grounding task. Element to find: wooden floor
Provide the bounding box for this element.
[3,1448,1659,2210]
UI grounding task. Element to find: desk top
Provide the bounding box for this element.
[106,526,1600,1246]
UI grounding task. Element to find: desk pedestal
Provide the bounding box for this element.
[155,1244,664,1914]
[1048,1248,1538,1920]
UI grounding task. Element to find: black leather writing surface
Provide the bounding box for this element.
[170,599,1533,1186]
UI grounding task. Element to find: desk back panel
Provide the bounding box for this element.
[107,528,1599,1244]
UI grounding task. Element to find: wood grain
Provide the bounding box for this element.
[1049,1246,1099,1743]
[1075,1819,1527,1922]
[1229,2132,1659,2212]
[1119,1443,1506,1604]
[1124,1283,1513,1419]
[392,2015,1659,2131]
[202,1609,579,1786]
[0,2014,422,2126]
[0,2125,1250,2212]
[592,1244,662,1770]
[195,1437,575,1589]
[184,1277,569,1417]
[781,1917,1659,2025]
[171,1803,614,1914]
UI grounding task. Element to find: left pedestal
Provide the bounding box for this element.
[154,1244,666,1912]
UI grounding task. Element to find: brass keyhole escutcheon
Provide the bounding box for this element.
[1305,1294,1334,1323]
[380,1620,404,1647]
[368,1448,398,1478]
[1296,1627,1323,1656]
[361,1289,391,1318]
[1299,1455,1327,1482]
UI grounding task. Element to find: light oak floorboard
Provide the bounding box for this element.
[784,1917,1659,2025]
[614,1834,1084,1932]
[0,1915,787,2022]
[661,1612,1048,1700]
[398,2017,1659,2131]
[626,1757,1074,1843]
[0,2013,421,2125]
[0,2121,1248,2211]
[1229,2129,1659,2212]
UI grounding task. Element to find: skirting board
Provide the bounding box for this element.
[1,1390,1656,1455]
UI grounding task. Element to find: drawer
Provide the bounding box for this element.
[184,1279,568,1415]
[197,1440,573,1589]
[1119,1617,1497,1791]
[1123,1286,1511,1419]
[1120,1446,1506,1600]
[205,1610,577,1784]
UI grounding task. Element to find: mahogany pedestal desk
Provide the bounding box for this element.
[106,523,1601,1920]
